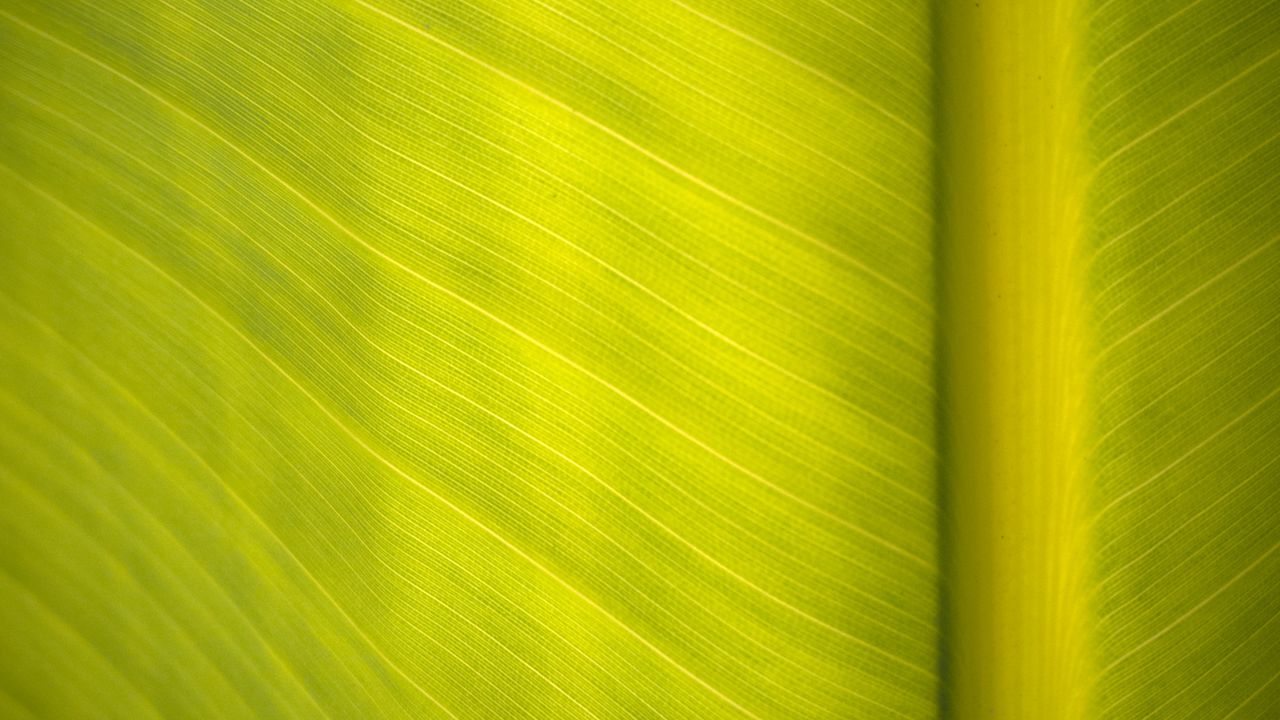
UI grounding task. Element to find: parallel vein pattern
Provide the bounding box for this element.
[1085,0,1280,717]
[0,1,938,717]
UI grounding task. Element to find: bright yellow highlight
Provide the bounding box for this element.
[939,1,1093,717]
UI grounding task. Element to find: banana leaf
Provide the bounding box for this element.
[0,0,1276,717]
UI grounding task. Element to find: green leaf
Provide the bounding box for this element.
[938,2,1280,718]
[1083,2,1280,717]
[0,1,1276,719]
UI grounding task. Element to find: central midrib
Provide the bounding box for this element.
[936,0,1094,717]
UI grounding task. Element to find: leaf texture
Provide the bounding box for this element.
[0,1,938,718]
[1,0,1278,719]
[1084,0,1280,717]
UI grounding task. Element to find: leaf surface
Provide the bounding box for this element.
[0,1,938,717]
[0,1,1278,719]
